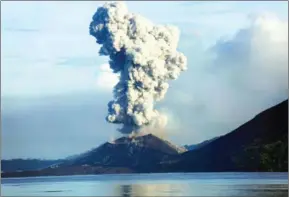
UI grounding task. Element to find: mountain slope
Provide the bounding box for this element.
[184,137,219,151]
[1,134,185,177]
[60,134,185,172]
[159,100,288,172]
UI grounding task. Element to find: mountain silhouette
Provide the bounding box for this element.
[159,100,288,172]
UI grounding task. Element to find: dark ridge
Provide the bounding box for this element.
[1,159,63,173]
[159,99,288,172]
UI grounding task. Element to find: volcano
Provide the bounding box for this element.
[59,134,186,172]
[2,134,186,177]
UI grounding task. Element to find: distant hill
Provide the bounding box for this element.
[159,100,288,172]
[1,153,88,173]
[1,159,63,173]
[184,137,219,151]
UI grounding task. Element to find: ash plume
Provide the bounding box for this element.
[89,2,187,135]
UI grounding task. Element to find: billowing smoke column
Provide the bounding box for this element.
[89,2,187,135]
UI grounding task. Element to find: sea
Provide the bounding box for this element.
[1,172,288,196]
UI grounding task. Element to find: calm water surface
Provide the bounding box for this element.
[1,173,288,196]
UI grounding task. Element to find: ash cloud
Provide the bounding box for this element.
[89,2,187,134]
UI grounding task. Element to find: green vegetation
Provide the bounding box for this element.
[234,132,288,171]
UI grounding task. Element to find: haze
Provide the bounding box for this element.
[1,1,288,159]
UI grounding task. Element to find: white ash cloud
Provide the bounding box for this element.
[96,64,119,91]
[167,12,288,144]
[89,2,187,134]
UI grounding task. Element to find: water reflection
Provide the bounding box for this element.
[113,183,288,197]
[1,173,288,196]
[120,185,132,197]
[115,184,183,197]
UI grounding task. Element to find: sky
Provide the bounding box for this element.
[1,1,288,159]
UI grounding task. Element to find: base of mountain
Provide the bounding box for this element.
[1,166,135,178]
[2,165,287,178]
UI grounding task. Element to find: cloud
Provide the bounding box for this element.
[210,12,288,97]
[164,13,288,144]
[3,27,39,32]
[95,64,119,91]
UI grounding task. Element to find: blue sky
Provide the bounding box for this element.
[1,1,288,159]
